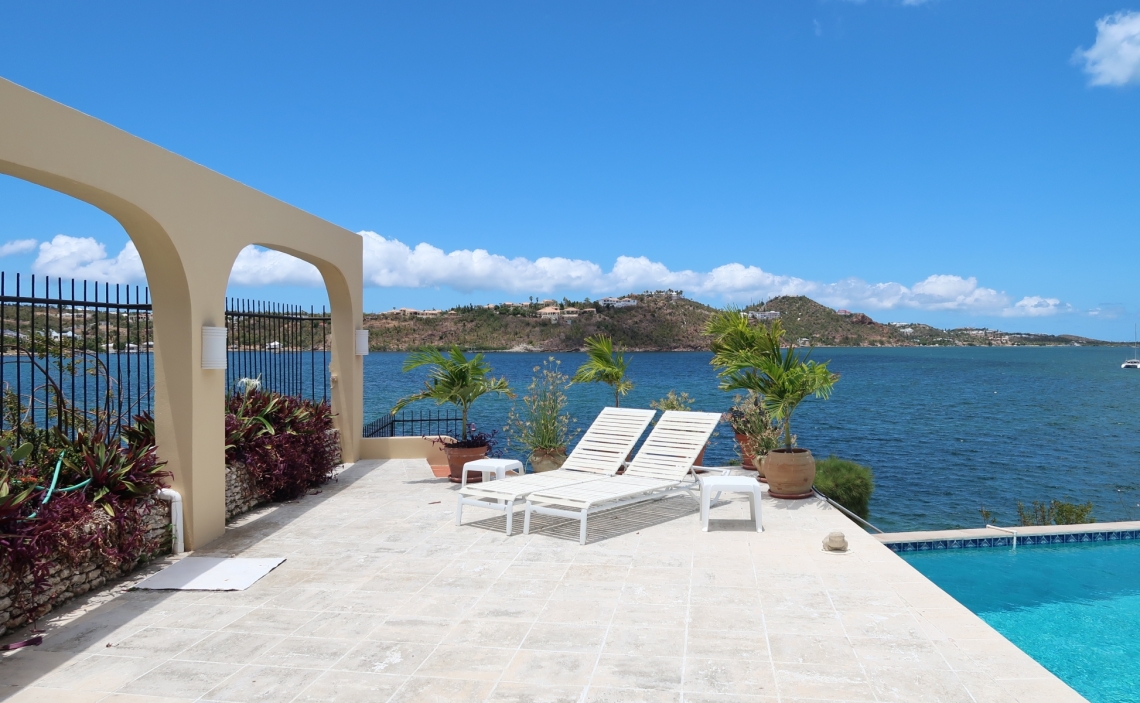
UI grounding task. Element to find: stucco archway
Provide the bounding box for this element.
[0,78,364,549]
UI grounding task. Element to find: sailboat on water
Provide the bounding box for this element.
[1122,325,1140,369]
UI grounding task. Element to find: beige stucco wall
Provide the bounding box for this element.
[359,437,453,467]
[0,78,364,549]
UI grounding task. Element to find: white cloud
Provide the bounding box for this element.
[33,234,145,282]
[356,231,1062,316]
[1075,11,1140,86]
[27,232,1070,318]
[229,246,323,287]
[1002,296,1071,317]
[0,239,37,257]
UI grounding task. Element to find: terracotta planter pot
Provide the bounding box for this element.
[735,433,758,472]
[765,448,815,499]
[530,448,567,473]
[444,444,490,483]
[695,445,707,467]
[751,453,769,483]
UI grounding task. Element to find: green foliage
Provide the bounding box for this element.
[979,505,994,525]
[708,310,839,449]
[62,432,170,516]
[1016,500,1096,526]
[650,390,694,412]
[813,455,874,520]
[120,412,156,450]
[571,335,633,407]
[726,392,783,459]
[225,388,341,502]
[394,345,513,441]
[505,358,580,454]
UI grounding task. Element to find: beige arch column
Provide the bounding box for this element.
[0,78,363,549]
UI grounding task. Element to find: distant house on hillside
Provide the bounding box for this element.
[384,307,420,316]
[836,309,852,316]
[747,311,780,321]
[600,297,637,308]
[417,309,441,318]
[562,307,579,318]
[537,306,561,322]
[540,299,557,306]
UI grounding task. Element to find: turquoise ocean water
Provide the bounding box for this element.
[904,542,1140,703]
[363,346,1140,532]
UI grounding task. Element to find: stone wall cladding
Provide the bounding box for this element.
[3,460,290,638]
[0,497,171,637]
[226,461,268,521]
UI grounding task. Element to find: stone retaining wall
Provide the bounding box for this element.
[226,461,267,521]
[0,497,171,637]
[2,462,281,637]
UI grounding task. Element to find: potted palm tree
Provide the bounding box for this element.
[505,358,580,472]
[708,311,838,498]
[393,346,514,483]
[571,335,632,406]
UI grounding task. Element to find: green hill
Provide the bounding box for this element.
[363,293,1112,351]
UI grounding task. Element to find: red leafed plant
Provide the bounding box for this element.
[0,417,170,627]
[225,388,340,502]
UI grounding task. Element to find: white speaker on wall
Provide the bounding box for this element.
[202,326,227,369]
[355,329,370,356]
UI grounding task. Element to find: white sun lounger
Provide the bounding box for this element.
[456,406,656,535]
[523,410,722,544]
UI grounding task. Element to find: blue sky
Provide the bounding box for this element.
[1,1,1139,338]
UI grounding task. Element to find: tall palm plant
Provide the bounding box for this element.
[708,310,838,450]
[571,335,633,407]
[393,346,513,442]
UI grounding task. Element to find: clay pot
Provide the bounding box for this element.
[530,448,567,473]
[735,434,758,472]
[765,448,815,499]
[443,444,490,483]
[695,445,707,467]
[751,453,769,483]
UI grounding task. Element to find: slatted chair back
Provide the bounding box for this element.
[559,407,657,476]
[624,411,722,482]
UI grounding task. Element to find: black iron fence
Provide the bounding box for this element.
[224,298,330,403]
[364,409,465,438]
[0,273,331,443]
[0,274,153,442]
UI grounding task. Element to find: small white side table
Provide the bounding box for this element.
[699,475,763,532]
[461,458,524,487]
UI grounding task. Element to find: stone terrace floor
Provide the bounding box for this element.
[0,459,1084,703]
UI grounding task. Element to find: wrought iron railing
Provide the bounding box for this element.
[364,409,465,438]
[0,274,153,441]
[224,297,330,403]
[0,273,332,443]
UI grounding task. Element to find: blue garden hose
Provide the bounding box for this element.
[26,451,81,519]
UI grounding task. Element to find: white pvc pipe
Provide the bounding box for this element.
[156,488,184,554]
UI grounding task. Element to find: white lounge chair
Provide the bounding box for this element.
[523,410,722,544]
[456,406,656,535]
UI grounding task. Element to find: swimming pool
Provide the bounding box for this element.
[902,541,1140,703]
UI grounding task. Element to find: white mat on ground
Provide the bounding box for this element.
[134,557,285,591]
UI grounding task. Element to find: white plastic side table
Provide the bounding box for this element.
[461,458,524,488]
[699,475,763,532]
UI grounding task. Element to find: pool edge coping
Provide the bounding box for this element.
[876,520,1140,553]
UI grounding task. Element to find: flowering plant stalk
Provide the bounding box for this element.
[506,358,579,455]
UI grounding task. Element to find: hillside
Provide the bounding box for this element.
[364,293,715,351]
[362,294,1112,351]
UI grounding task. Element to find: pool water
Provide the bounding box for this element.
[902,542,1140,703]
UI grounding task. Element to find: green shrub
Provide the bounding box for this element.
[814,455,874,520]
[1016,500,1095,526]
